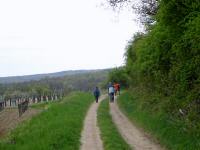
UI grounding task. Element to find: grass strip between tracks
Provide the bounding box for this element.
[98,99,131,150]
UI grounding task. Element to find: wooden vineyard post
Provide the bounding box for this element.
[18,100,29,117]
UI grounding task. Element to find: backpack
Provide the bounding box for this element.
[108,86,114,94]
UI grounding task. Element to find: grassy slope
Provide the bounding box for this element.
[0,92,93,150]
[97,99,131,150]
[117,91,200,150]
[30,100,58,109]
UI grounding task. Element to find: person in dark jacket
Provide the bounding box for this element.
[93,87,100,103]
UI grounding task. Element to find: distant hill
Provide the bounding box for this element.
[0,69,110,84]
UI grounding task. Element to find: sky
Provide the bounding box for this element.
[0,0,141,77]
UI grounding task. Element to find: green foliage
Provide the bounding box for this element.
[118,91,200,150]
[107,67,129,88]
[123,0,200,137]
[0,92,93,150]
[97,99,131,150]
[108,0,200,149]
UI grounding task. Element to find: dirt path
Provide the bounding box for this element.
[0,108,41,138]
[80,95,106,150]
[110,99,164,150]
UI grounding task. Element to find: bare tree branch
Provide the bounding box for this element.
[106,0,159,24]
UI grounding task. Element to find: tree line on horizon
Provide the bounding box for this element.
[0,70,109,103]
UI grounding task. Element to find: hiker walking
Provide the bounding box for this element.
[108,82,115,102]
[114,82,120,96]
[93,87,100,103]
[116,83,120,95]
[117,83,120,95]
[114,83,118,96]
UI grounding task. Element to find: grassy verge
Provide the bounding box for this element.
[0,92,93,150]
[97,99,131,150]
[117,90,200,150]
[30,100,58,109]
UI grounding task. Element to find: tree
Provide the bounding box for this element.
[107,0,159,24]
[108,67,129,88]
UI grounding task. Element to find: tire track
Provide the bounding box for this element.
[110,99,164,150]
[80,95,106,150]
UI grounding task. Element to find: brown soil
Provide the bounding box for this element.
[0,107,41,138]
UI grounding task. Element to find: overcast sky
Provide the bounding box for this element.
[0,0,141,77]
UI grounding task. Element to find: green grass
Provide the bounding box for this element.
[30,100,58,109]
[0,92,93,150]
[97,99,131,150]
[117,91,200,150]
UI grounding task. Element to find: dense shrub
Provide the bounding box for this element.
[111,0,200,139]
[107,67,129,88]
